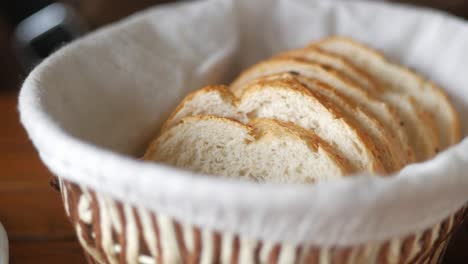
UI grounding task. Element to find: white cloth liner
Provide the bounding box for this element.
[19,0,468,246]
[0,222,8,264]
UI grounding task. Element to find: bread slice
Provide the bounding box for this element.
[240,78,385,173]
[162,85,247,130]
[276,47,379,93]
[230,58,413,169]
[276,47,439,162]
[382,92,440,161]
[314,36,461,149]
[258,73,403,173]
[144,115,351,183]
[163,78,385,174]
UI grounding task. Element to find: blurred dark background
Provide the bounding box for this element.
[0,0,467,263]
[1,0,468,90]
[0,0,175,90]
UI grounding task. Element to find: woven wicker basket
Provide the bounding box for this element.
[58,179,466,264]
[18,0,468,263]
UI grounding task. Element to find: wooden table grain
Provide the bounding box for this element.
[0,89,86,263]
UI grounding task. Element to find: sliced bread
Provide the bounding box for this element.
[276,47,379,93]
[161,85,247,130]
[258,73,404,173]
[230,58,413,168]
[382,92,440,161]
[239,78,385,173]
[314,36,461,149]
[144,115,351,183]
[163,78,385,174]
[276,47,438,162]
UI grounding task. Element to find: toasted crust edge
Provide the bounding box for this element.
[242,77,385,173]
[230,57,412,168]
[275,47,381,93]
[314,36,461,146]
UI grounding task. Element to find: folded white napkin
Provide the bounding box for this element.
[19,0,468,246]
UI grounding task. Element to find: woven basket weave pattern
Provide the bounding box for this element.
[59,180,467,264]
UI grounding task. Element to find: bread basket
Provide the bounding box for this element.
[19,0,468,263]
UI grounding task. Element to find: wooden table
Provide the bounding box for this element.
[0,89,86,263]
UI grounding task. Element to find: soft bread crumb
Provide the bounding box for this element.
[144,116,351,183]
